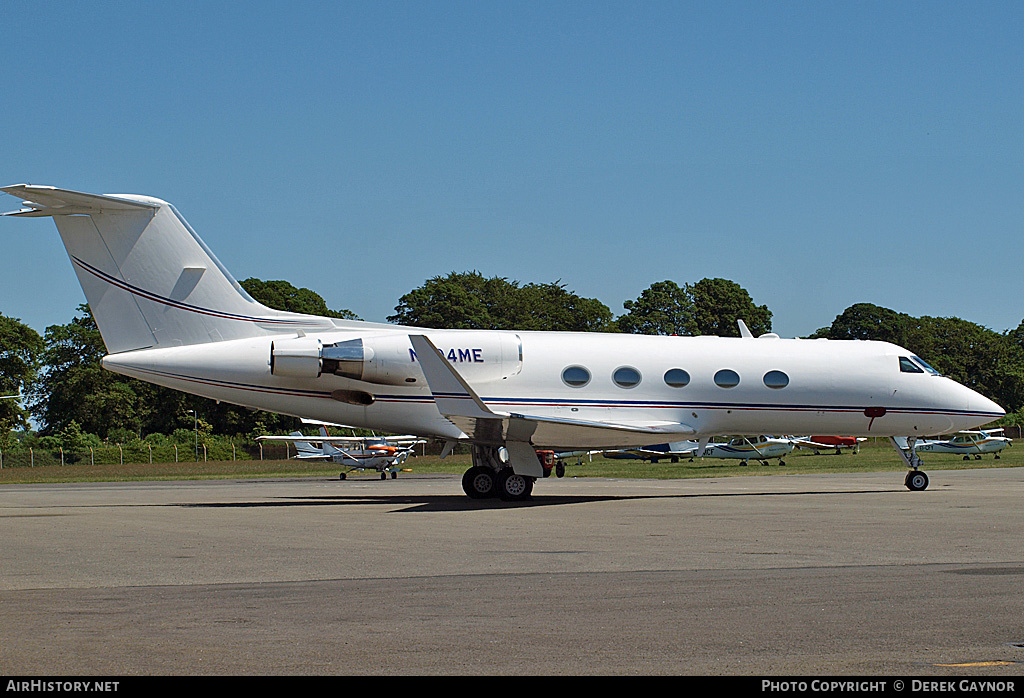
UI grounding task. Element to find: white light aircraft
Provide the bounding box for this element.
[2,184,1006,499]
[256,424,424,479]
[696,435,795,465]
[895,430,1012,461]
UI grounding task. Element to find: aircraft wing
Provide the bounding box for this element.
[793,438,842,450]
[256,435,423,444]
[409,335,696,449]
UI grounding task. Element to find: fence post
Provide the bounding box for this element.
[149,444,153,464]
[174,445,178,463]
[260,443,263,461]
[90,447,94,466]
[30,447,34,467]
[203,444,207,462]
[60,447,64,467]
[118,444,123,466]
[232,444,236,461]
[1,447,3,469]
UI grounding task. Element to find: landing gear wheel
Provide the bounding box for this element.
[339,472,347,480]
[391,471,398,479]
[381,472,387,480]
[905,470,929,492]
[462,466,496,499]
[556,462,565,478]
[495,468,534,501]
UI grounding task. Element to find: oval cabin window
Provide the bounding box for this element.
[714,369,740,388]
[664,368,690,388]
[613,366,642,388]
[562,365,591,387]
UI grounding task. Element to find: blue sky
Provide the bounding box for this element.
[2,1,1021,339]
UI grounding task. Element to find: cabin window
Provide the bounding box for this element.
[562,365,591,387]
[714,369,740,388]
[664,368,690,388]
[899,357,923,373]
[763,370,789,389]
[613,366,642,388]
[912,356,941,375]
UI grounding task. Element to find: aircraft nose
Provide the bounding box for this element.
[970,390,1005,420]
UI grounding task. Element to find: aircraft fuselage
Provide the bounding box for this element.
[101,328,1002,449]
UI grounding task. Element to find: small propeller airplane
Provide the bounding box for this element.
[896,429,1012,461]
[257,421,426,479]
[601,441,699,463]
[791,435,866,455]
[697,435,795,466]
[603,435,795,466]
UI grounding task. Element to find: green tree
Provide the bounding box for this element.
[31,305,145,437]
[240,278,359,319]
[618,278,772,337]
[618,280,693,335]
[816,303,913,345]
[0,312,43,433]
[688,278,772,337]
[388,272,616,332]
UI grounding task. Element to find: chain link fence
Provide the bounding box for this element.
[0,441,296,469]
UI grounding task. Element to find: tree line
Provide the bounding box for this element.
[2,273,1022,450]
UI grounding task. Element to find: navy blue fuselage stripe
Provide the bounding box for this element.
[72,255,309,325]
[123,367,1001,419]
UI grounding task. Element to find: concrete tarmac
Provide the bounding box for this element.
[1,468,1023,676]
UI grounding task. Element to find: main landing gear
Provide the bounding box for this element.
[461,445,535,501]
[889,436,929,491]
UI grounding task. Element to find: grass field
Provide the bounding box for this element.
[0,437,1018,485]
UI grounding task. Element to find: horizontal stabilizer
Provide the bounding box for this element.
[2,184,158,217]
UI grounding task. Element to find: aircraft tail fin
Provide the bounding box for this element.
[290,431,323,458]
[2,184,333,353]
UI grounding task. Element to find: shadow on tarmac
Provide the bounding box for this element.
[175,487,901,513]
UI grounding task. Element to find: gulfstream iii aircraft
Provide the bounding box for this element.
[2,184,1006,499]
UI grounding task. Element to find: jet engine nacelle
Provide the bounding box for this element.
[271,332,523,386]
[269,337,323,379]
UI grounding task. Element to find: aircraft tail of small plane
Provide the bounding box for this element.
[290,431,324,459]
[1,184,336,353]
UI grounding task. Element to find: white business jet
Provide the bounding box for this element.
[2,185,1006,499]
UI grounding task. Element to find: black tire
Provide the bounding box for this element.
[556,462,565,478]
[495,468,534,501]
[339,473,346,480]
[462,466,496,499]
[905,470,929,492]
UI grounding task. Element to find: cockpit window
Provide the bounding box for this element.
[911,356,941,375]
[899,357,923,373]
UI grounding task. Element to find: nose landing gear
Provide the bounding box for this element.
[889,436,929,491]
